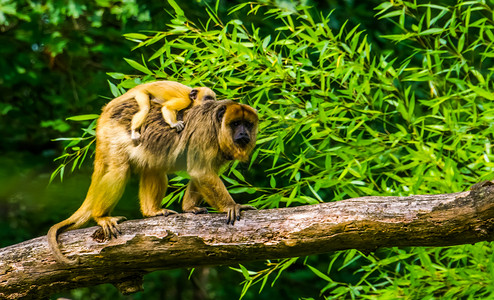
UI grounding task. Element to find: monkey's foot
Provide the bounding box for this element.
[184,207,208,214]
[143,208,178,218]
[226,204,256,225]
[171,121,185,132]
[93,216,127,241]
[131,130,141,145]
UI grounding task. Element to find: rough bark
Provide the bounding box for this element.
[2,181,494,299]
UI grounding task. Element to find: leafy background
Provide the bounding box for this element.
[2,0,494,299]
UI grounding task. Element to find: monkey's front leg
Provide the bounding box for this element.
[161,106,185,132]
[183,180,208,214]
[191,175,255,225]
[226,203,256,225]
[161,97,190,132]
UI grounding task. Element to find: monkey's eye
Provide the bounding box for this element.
[245,122,254,130]
[204,95,215,101]
[231,121,241,128]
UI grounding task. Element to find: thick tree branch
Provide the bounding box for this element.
[2,182,494,299]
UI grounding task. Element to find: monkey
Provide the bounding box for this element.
[113,80,216,144]
[47,97,258,265]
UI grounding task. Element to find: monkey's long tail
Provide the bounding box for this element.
[47,220,80,265]
[47,211,92,265]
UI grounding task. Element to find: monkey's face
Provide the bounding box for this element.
[231,119,254,146]
[217,103,258,162]
[190,87,217,106]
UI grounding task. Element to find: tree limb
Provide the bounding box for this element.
[2,181,494,299]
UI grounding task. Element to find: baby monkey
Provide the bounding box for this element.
[116,80,216,144]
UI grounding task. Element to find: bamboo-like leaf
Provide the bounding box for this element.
[124,58,154,75]
[66,114,99,121]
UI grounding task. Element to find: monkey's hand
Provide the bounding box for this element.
[171,121,185,132]
[226,204,256,225]
[131,130,141,145]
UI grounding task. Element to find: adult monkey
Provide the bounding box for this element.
[48,96,258,265]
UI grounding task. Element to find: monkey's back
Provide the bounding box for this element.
[98,97,228,174]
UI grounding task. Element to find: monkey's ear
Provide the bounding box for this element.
[189,89,199,101]
[216,105,227,123]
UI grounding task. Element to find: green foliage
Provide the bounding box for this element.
[306,245,494,299]
[49,0,494,298]
[0,0,152,153]
[50,115,98,182]
[233,258,299,299]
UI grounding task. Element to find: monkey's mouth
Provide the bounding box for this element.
[234,137,251,147]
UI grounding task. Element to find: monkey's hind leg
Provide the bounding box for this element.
[90,163,130,240]
[131,92,151,145]
[139,169,178,218]
[183,180,208,214]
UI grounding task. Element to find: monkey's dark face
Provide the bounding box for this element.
[230,119,255,147]
[217,102,258,162]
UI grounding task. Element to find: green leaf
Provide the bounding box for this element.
[124,58,154,75]
[239,264,252,280]
[106,72,125,79]
[262,35,271,50]
[108,80,120,98]
[229,187,249,194]
[470,85,494,100]
[167,0,185,17]
[231,168,245,181]
[228,2,251,15]
[123,33,148,40]
[149,44,168,61]
[66,114,99,121]
[378,10,403,20]
[307,265,332,282]
[270,176,276,188]
[418,28,444,35]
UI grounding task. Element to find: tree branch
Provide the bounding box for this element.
[3,181,494,299]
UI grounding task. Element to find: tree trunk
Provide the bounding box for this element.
[2,181,494,299]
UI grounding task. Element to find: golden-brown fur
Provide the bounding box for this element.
[47,97,258,265]
[116,80,216,144]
